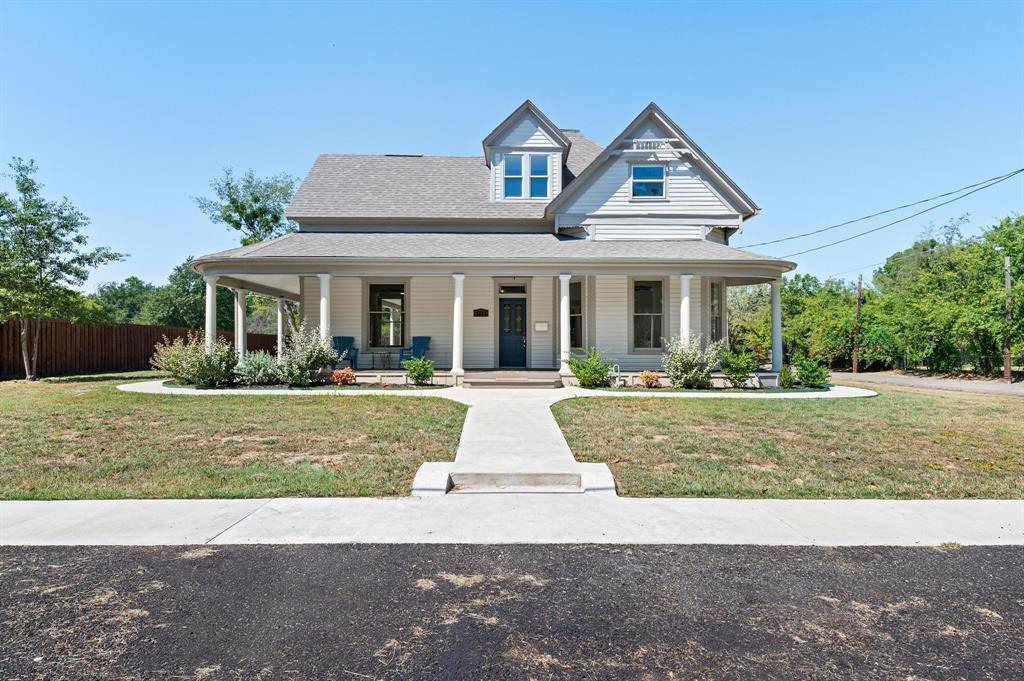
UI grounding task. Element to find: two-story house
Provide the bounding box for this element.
[193,101,795,382]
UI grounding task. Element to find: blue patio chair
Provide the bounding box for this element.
[332,336,359,369]
[399,336,430,363]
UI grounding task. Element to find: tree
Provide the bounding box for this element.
[0,158,124,379]
[92,275,155,323]
[193,168,298,245]
[135,258,234,330]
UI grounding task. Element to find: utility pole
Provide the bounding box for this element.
[853,273,862,374]
[1005,255,1013,383]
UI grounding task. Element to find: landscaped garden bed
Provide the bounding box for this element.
[565,335,830,392]
[150,326,442,391]
[553,381,1024,499]
[163,380,448,391]
[0,371,466,500]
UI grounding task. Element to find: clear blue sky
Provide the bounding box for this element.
[2,0,1022,291]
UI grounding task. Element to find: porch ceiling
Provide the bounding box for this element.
[214,273,301,300]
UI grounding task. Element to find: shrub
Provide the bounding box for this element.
[720,350,759,388]
[566,348,613,388]
[796,355,831,388]
[639,370,662,389]
[331,367,356,386]
[403,356,434,385]
[662,335,723,389]
[151,331,237,387]
[234,350,280,386]
[278,323,338,387]
[778,364,795,389]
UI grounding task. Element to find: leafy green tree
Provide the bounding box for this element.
[92,275,156,323]
[135,258,234,330]
[0,158,124,379]
[193,168,298,245]
[728,215,1023,375]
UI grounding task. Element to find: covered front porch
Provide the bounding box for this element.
[197,266,788,383]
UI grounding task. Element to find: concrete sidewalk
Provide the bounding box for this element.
[2,497,1020,546]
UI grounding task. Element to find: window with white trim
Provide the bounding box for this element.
[529,154,548,198]
[631,164,666,198]
[632,280,664,350]
[503,154,523,198]
[709,281,723,343]
[569,281,583,349]
[368,283,405,347]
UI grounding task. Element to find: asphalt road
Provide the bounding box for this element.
[1,545,1020,680]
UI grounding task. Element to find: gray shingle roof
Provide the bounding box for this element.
[195,231,793,267]
[285,133,604,222]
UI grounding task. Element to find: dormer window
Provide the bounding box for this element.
[502,153,549,199]
[503,154,523,197]
[631,164,666,198]
[529,154,548,198]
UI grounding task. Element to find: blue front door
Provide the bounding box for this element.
[498,297,527,367]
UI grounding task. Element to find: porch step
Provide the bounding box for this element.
[462,372,563,389]
[447,471,583,494]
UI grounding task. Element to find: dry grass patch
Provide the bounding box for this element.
[551,382,1023,499]
[0,372,465,499]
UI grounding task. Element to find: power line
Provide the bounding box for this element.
[826,233,988,278]
[739,168,1024,249]
[781,169,1024,259]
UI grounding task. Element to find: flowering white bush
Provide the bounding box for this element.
[151,332,237,387]
[278,323,339,387]
[662,335,723,389]
[234,350,280,386]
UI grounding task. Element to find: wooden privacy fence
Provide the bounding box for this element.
[0,319,277,380]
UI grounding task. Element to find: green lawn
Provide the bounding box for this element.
[0,372,466,500]
[552,382,1024,499]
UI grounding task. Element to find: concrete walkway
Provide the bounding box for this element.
[2,497,1020,546]
[835,371,1023,396]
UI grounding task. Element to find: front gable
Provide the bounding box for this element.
[547,103,759,239]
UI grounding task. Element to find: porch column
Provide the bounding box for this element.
[680,274,692,343]
[204,275,218,353]
[558,273,571,374]
[451,273,465,376]
[318,273,332,342]
[770,278,783,371]
[276,299,286,360]
[233,288,247,358]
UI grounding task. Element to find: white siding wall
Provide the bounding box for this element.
[300,276,362,342]
[463,276,494,369]
[592,274,702,371]
[410,277,453,369]
[595,223,704,240]
[530,276,555,368]
[497,113,557,147]
[560,155,733,220]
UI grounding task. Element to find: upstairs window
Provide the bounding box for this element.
[503,153,549,199]
[503,154,523,198]
[529,154,549,198]
[631,164,666,198]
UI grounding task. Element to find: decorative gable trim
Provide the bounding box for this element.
[482,100,571,167]
[545,102,760,219]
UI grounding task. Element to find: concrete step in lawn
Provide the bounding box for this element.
[462,371,563,389]
[412,462,616,496]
